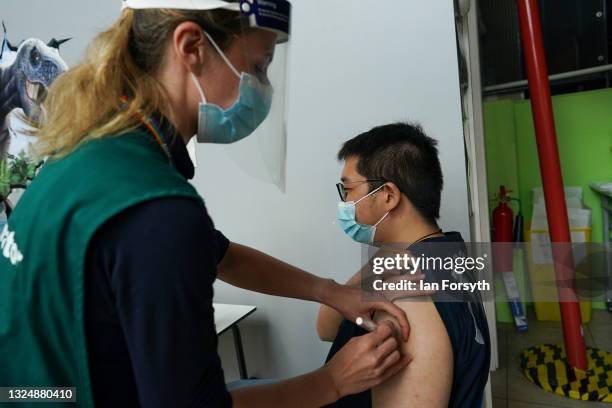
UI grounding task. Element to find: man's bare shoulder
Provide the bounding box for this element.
[372,300,453,408]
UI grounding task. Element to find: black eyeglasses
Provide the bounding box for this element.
[336,179,386,202]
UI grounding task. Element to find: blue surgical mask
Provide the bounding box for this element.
[337,185,390,245]
[191,31,273,144]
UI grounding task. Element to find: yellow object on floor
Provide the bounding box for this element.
[520,344,612,402]
[526,228,593,323]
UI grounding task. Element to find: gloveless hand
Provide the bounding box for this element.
[323,322,411,399]
[323,281,411,340]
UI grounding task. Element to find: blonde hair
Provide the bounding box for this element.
[33,7,246,159]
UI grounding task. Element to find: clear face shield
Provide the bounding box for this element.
[223,0,291,190]
[123,0,292,190]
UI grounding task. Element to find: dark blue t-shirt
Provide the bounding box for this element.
[84,121,232,407]
[324,232,490,408]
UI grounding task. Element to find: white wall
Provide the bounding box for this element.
[196,0,470,380]
[2,0,470,381]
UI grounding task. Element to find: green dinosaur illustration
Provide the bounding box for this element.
[0,153,43,217]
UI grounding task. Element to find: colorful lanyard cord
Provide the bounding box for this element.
[120,96,172,163]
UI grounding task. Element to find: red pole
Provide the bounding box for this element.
[516,0,587,369]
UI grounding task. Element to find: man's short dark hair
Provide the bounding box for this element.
[338,122,443,225]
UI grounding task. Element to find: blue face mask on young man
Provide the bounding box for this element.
[337,185,390,245]
[191,31,273,144]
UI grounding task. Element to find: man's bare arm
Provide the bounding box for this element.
[371,300,453,408]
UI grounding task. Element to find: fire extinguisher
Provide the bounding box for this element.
[492,185,528,332]
[493,185,514,243]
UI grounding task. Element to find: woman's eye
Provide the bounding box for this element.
[254,66,270,84]
[255,65,266,75]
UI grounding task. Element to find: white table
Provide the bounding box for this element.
[214,303,256,379]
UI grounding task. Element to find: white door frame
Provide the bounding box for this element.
[455,0,498,406]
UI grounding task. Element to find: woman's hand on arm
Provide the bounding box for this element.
[217,242,411,340]
[315,262,436,342]
[231,322,411,407]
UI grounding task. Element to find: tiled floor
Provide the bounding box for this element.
[491,307,612,408]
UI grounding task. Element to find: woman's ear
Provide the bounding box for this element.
[172,21,209,74]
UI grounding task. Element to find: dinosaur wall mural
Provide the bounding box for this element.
[0,22,70,217]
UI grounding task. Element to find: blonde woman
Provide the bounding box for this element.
[0,1,413,406]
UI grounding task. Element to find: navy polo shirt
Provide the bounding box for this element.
[84,120,233,407]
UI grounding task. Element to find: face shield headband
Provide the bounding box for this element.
[122,0,291,42]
